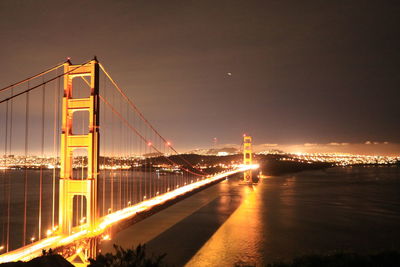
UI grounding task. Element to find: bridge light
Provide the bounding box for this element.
[166,141,171,146]
[80,217,86,224]
[0,245,4,251]
[52,225,58,231]
[128,201,131,206]
[108,208,112,214]
[147,142,152,147]
[143,196,147,199]
[30,237,35,243]
[156,191,159,195]
[46,229,52,236]
[102,234,110,241]
[76,247,82,254]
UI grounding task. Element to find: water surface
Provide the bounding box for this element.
[100,166,400,266]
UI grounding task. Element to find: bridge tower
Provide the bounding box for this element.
[59,59,99,247]
[243,135,253,183]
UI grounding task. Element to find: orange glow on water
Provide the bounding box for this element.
[186,182,263,266]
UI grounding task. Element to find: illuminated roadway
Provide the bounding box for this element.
[0,164,258,263]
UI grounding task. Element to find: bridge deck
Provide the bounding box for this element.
[0,165,257,263]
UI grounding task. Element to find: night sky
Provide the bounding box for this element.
[0,1,399,152]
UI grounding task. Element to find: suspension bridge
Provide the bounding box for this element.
[0,58,258,265]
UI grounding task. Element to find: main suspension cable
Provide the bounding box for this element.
[99,95,205,177]
[99,63,208,175]
[0,61,65,93]
[0,61,90,104]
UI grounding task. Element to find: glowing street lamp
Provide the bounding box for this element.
[46,229,52,237]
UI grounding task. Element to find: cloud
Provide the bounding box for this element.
[328,142,341,146]
[365,141,382,145]
[328,142,349,146]
[304,143,318,147]
[262,143,278,147]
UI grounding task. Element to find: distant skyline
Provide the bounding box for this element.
[0,1,399,153]
[188,141,400,157]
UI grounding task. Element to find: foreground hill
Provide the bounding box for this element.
[0,255,73,267]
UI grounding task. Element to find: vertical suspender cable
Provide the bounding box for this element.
[145,120,147,197]
[52,75,60,229]
[126,102,129,206]
[119,101,122,210]
[23,87,29,246]
[101,119,105,216]
[7,87,14,251]
[139,120,142,201]
[102,73,106,216]
[2,101,9,251]
[110,86,114,212]
[38,81,45,240]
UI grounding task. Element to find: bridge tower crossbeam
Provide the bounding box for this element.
[58,59,99,244]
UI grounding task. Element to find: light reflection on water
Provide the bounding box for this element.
[185,166,400,266]
[185,183,264,266]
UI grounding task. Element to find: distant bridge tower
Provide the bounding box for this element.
[243,135,253,183]
[59,59,99,258]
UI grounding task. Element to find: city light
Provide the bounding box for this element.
[258,151,400,166]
